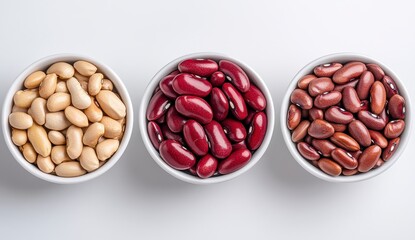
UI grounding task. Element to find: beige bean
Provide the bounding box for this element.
[21,142,37,163]
[51,145,71,164]
[46,62,74,79]
[67,77,91,109]
[13,89,39,108]
[37,155,55,173]
[47,92,71,112]
[101,79,113,91]
[88,73,103,96]
[84,98,103,122]
[39,73,57,99]
[83,122,105,147]
[96,139,119,161]
[48,131,66,145]
[29,98,47,125]
[12,129,27,146]
[64,106,89,127]
[55,81,68,93]
[45,112,71,130]
[12,105,28,113]
[55,161,86,177]
[79,147,99,172]
[24,71,46,89]
[96,90,126,120]
[9,112,33,130]
[78,79,88,91]
[74,61,97,77]
[27,124,51,157]
[100,116,122,139]
[74,71,89,82]
[66,125,83,159]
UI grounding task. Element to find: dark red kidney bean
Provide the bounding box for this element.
[388,94,405,119]
[329,122,347,132]
[330,132,360,152]
[366,63,385,80]
[159,75,178,99]
[308,119,335,139]
[314,91,342,109]
[333,79,359,92]
[292,120,310,142]
[309,108,324,121]
[360,100,369,111]
[243,108,256,126]
[243,85,267,111]
[210,88,229,121]
[382,76,399,99]
[314,63,343,77]
[358,145,382,172]
[356,71,374,100]
[196,154,218,178]
[290,89,313,110]
[204,120,232,159]
[324,106,354,124]
[342,87,361,113]
[368,130,388,148]
[178,59,218,77]
[297,142,320,161]
[348,120,371,147]
[318,158,342,176]
[188,164,197,176]
[232,140,247,151]
[156,114,166,124]
[183,120,209,156]
[304,135,313,144]
[384,120,405,139]
[332,61,366,84]
[379,109,389,124]
[287,104,302,130]
[210,71,226,87]
[331,148,358,170]
[308,77,335,97]
[297,74,317,89]
[161,125,184,145]
[146,91,172,121]
[357,111,386,130]
[172,73,212,97]
[169,70,180,76]
[350,150,362,160]
[343,169,358,176]
[373,158,384,169]
[153,85,161,95]
[382,137,400,161]
[247,112,267,150]
[222,82,248,120]
[148,121,164,149]
[159,140,196,170]
[219,60,250,92]
[370,81,386,115]
[175,96,213,124]
[222,118,247,142]
[166,107,187,133]
[311,139,336,157]
[218,148,251,174]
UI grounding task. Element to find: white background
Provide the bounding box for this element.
[0,0,414,239]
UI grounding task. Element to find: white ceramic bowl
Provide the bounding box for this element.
[1,53,134,184]
[281,53,412,182]
[140,52,275,184]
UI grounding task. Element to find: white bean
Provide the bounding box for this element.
[66,77,91,109]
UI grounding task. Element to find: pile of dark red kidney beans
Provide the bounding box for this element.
[147,59,267,178]
[287,62,406,176]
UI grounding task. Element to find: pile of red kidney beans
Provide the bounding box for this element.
[146,59,267,178]
[287,62,406,176]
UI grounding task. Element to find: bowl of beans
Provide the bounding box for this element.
[2,53,133,184]
[140,52,274,184]
[281,53,411,182]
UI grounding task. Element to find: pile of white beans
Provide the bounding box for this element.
[8,61,127,177]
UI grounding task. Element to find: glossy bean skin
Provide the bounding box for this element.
[348,120,371,147]
[313,63,342,77]
[222,118,247,142]
[204,121,232,159]
[172,73,212,97]
[218,148,251,174]
[370,81,387,115]
[210,88,229,121]
[342,169,358,176]
[175,96,213,124]
[342,87,361,113]
[297,142,320,160]
[243,85,266,111]
[358,145,382,172]
[222,83,248,120]
[307,119,335,139]
[384,120,405,139]
[287,104,302,130]
[247,112,267,150]
[148,121,164,149]
[313,91,342,109]
[159,140,196,170]
[373,159,385,169]
[159,75,178,99]
[308,77,335,97]
[356,71,374,100]
[309,108,324,121]
[318,158,342,176]
[232,140,247,151]
[329,122,347,132]
[166,107,187,133]
[330,132,360,152]
[366,63,385,80]
[146,91,171,121]
[331,148,358,169]
[290,89,313,110]
[291,120,310,142]
[350,150,362,160]
[333,79,359,92]
[297,74,317,89]
[360,100,369,111]
[388,94,405,119]
[324,106,354,124]
[161,125,184,145]
[382,138,400,161]
[311,139,336,157]
[332,61,366,84]
[178,59,218,77]
[219,60,250,92]
[368,130,388,148]
[183,120,209,156]
[210,71,226,87]
[358,110,386,130]
[304,135,313,144]
[382,76,399,99]
[196,154,218,178]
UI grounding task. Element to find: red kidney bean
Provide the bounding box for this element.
[222,82,248,120]
[382,137,400,161]
[332,61,366,84]
[219,60,250,92]
[308,77,335,97]
[350,150,362,160]
[384,120,405,139]
[356,71,374,100]
[311,139,336,157]
[304,135,313,144]
[196,154,218,178]
[342,87,361,113]
[210,71,226,87]
[156,114,166,124]
[232,140,247,151]
[166,107,187,133]
[302,109,309,119]
[388,94,405,119]
[329,122,347,132]
[324,106,354,124]
[218,148,251,174]
[178,59,218,77]
[342,169,358,176]
[357,110,386,130]
[247,112,267,150]
[366,63,385,80]
[243,85,267,111]
[161,125,184,145]
[331,148,358,169]
[348,120,371,147]
[148,121,164,149]
[243,108,256,126]
[373,158,384,169]
[183,120,209,156]
[204,120,232,159]
[297,74,317,89]
[287,104,302,130]
[159,75,178,99]
[188,164,197,176]
[292,120,310,142]
[379,108,389,124]
[297,142,320,161]
[318,158,342,176]
[146,91,172,121]
[358,145,382,172]
[314,63,343,77]
[175,95,213,124]
[313,91,342,109]
[330,132,360,152]
[222,118,247,142]
[368,130,388,148]
[290,89,313,110]
[309,108,324,121]
[333,79,359,92]
[370,81,386,115]
[172,73,212,97]
[360,100,369,111]
[308,119,335,139]
[382,76,399,99]
[210,88,229,121]
[159,140,196,170]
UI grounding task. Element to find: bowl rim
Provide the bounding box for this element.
[1,53,134,184]
[139,52,275,184]
[280,52,412,182]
